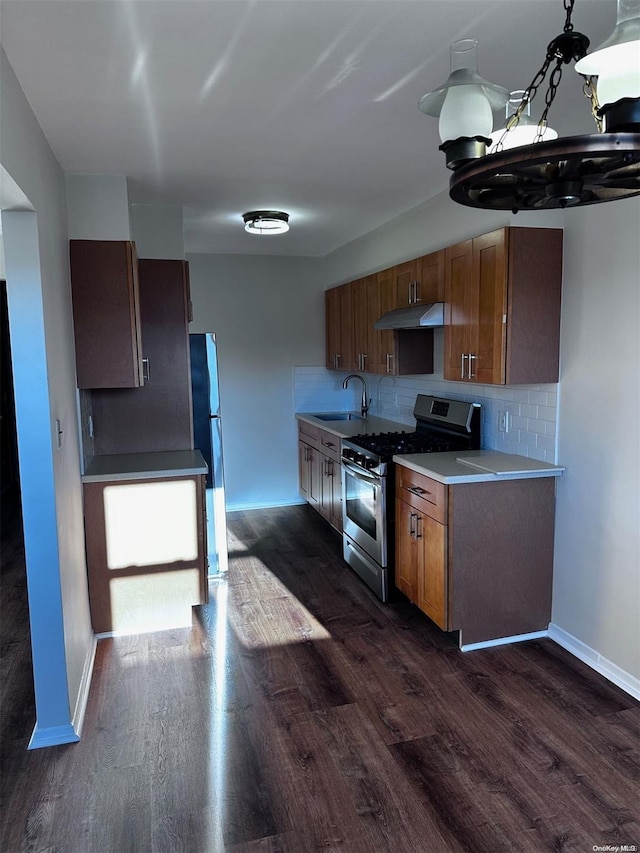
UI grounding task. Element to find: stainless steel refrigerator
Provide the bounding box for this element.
[189,333,228,576]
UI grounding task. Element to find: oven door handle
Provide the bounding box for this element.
[341,459,382,484]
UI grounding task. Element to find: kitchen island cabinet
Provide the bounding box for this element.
[444,227,563,385]
[82,450,208,635]
[70,239,144,389]
[395,454,561,648]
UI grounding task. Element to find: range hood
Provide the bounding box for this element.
[374,302,444,330]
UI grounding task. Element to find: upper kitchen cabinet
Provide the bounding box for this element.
[352,274,380,373]
[444,227,563,385]
[392,250,445,308]
[326,282,355,371]
[91,259,194,455]
[70,240,144,389]
[417,249,445,303]
[375,267,435,376]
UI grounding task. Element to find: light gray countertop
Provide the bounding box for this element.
[296,412,408,438]
[82,450,208,483]
[394,449,565,485]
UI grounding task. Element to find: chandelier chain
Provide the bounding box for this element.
[563,0,575,32]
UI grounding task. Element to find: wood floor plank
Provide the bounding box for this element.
[2,504,638,853]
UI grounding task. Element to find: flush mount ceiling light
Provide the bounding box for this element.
[419,0,640,212]
[243,210,290,235]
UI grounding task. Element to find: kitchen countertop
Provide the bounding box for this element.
[82,449,208,483]
[394,449,565,485]
[296,412,408,438]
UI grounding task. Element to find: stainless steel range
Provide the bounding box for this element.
[341,394,481,601]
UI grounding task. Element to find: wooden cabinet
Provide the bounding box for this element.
[395,466,449,629]
[417,249,445,303]
[90,259,194,455]
[393,250,445,309]
[325,283,355,371]
[395,464,557,647]
[298,421,342,532]
[444,227,562,385]
[83,472,208,634]
[352,275,379,373]
[70,240,144,389]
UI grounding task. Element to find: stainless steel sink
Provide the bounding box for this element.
[312,412,363,421]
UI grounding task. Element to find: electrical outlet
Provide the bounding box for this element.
[498,410,509,433]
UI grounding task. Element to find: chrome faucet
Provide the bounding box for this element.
[343,374,370,418]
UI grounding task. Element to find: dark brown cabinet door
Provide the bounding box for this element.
[417,513,448,630]
[444,239,474,381]
[70,240,143,389]
[91,259,193,455]
[416,249,445,303]
[325,283,355,371]
[394,259,417,308]
[395,498,421,602]
[472,230,508,385]
[352,274,380,373]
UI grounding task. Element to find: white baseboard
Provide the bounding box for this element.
[226,497,306,513]
[460,629,549,652]
[28,722,80,750]
[28,633,98,750]
[71,633,97,738]
[548,623,640,701]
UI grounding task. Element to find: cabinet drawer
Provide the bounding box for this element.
[318,430,340,461]
[397,466,447,524]
[298,421,321,446]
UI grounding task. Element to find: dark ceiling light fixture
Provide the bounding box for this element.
[243,210,290,235]
[419,0,640,212]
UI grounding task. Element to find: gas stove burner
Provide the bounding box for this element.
[350,430,459,457]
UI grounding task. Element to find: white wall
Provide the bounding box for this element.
[0,48,94,745]
[65,174,131,240]
[553,197,640,681]
[130,203,185,259]
[187,252,325,510]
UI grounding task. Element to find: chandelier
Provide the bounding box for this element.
[419,0,640,211]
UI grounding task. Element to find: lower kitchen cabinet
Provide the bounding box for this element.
[83,469,208,635]
[298,422,342,532]
[395,463,556,646]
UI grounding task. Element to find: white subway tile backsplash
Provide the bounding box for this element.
[293,368,560,462]
[537,405,556,422]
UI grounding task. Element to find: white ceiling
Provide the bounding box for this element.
[0,0,616,256]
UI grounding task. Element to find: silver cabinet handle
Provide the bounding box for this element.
[142,357,150,381]
[407,486,430,497]
[361,353,367,369]
[415,514,422,539]
[408,511,415,536]
[460,353,466,379]
[386,353,393,374]
[414,281,421,303]
[468,353,476,379]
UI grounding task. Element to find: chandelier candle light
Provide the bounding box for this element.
[419,0,640,211]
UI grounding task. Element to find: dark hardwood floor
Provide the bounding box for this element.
[1,504,638,852]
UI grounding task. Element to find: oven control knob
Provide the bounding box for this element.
[364,457,378,470]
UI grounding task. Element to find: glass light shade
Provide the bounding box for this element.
[419,38,508,143]
[439,85,494,142]
[489,91,558,152]
[575,0,640,106]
